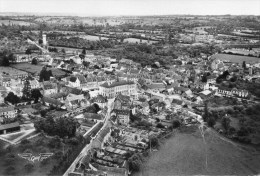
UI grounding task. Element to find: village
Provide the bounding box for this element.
[0,14,260,176]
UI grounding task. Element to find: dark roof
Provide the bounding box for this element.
[42,96,62,106]
[100,80,135,88]
[70,76,77,82]
[0,122,20,131]
[112,109,130,115]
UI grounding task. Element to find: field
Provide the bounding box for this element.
[0,20,36,26]
[124,38,157,44]
[11,63,67,77]
[136,126,260,176]
[211,53,260,64]
[77,35,109,41]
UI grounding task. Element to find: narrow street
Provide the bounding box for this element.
[63,98,114,176]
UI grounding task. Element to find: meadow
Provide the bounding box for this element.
[136,126,260,176]
[211,53,260,64]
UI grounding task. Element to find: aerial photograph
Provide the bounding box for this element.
[0,0,260,175]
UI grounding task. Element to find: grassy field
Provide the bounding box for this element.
[136,126,260,176]
[11,63,67,77]
[211,53,260,64]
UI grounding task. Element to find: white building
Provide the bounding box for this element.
[99,80,137,99]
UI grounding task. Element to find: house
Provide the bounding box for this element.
[63,75,87,89]
[91,95,108,109]
[42,96,63,108]
[111,109,130,125]
[65,93,86,110]
[231,88,249,98]
[147,82,166,92]
[42,81,58,96]
[99,80,137,99]
[140,101,150,115]
[1,75,11,87]
[0,86,8,103]
[30,79,40,89]
[92,126,111,149]
[0,104,17,119]
[0,122,20,135]
[113,94,131,110]
[10,79,23,97]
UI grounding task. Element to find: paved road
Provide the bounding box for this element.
[63,98,114,176]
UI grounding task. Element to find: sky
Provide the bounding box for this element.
[0,0,260,16]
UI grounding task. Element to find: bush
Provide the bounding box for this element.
[237,127,249,136]
[156,123,165,128]
[21,139,30,145]
[4,158,15,166]
[24,163,34,173]
[172,120,181,128]
[5,153,15,159]
[207,117,216,127]
[4,166,16,175]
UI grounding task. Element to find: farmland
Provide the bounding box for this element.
[211,53,260,64]
[136,126,260,176]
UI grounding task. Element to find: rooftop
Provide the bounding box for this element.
[100,80,135,88]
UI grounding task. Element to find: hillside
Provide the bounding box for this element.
[136,126,260,176]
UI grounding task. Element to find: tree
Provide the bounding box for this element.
[34,116,78,138]
[31,89,42,103]
[31,58,38,65]
[221,116,231,132]
[25,48,32,55]
[39,66,53,82]
[242,61,246,69]
[2,55,10,66]
[61,49,66,54]
[172,120,181,128]
[82,48,86,55]
[156,123,164,128]
[203,101,209,122]
[22,78,32,100]
[149,136,159,148]
[128,153,143,172]
[4,92,20,104]
[207,117,216,127]
[24,163,34,173]
[201,75,207,83]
